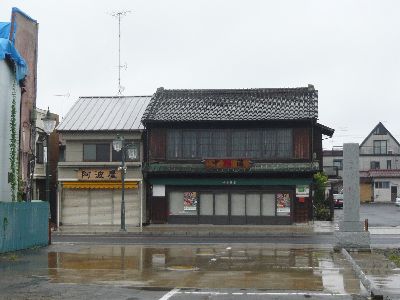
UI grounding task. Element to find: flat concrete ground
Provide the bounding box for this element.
[334,203,400,227]
[0,244,369,300]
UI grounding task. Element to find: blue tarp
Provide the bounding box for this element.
[0,22,10,39]
[0,38,27,81]
[0,8,28,82]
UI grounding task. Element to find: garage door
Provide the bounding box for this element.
[62,189,140,225]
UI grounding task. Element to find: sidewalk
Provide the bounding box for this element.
[56,221,336,236]
[55,221,400,236]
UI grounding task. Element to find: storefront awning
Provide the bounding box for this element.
[63,181,138,189]
[149,178,312,186]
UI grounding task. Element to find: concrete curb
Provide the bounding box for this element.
[53,231,334,237]
[341,249,385,300]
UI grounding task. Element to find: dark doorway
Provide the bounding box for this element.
[294,197,309,223]
[391,186,397,202]
[151,197,168,223]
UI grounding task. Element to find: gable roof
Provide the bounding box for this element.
[360,122,400,148]
[57,96,151,131]
[142,86,318,124]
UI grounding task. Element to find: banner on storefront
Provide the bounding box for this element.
[204,159,251,170]
[183,192,197,211]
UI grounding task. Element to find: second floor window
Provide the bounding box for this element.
[373,140,387,155]
[370,161,380,169]
[166,128,293,159]
[36,142,44,164]
[83,144,110,162]
[333,159,343,170]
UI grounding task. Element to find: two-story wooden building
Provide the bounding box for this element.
[142,86,334,225]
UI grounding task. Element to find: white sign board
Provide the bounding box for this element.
[152,185,166,197]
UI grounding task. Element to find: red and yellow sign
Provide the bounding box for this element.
[204,159,251,170]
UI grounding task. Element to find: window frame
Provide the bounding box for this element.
[83,143,111,162]
[373,140,387,155]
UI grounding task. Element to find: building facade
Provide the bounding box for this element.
[56,96,150,228]
[32,108,59,222]
[142,87,334,225]
[323,122,400,202]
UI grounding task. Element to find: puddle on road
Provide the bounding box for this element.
[350,251,400,295]
[2,245,363,294]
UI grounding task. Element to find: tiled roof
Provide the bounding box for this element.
[57,96,151,131]
[366,169,400,178]
[142,86,318,123]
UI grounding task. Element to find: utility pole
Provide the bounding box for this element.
[111,10,131,95]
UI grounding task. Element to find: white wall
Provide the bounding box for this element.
[0,60,21,201]
[373,178,400,202]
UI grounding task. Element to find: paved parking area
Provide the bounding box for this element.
[334,203,400,227]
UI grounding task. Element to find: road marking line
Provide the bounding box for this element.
[159,288,180,300]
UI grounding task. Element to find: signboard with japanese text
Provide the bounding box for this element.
[204,159,251,170]
[77,169,121,181]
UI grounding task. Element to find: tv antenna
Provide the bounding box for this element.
[111,10,131,95]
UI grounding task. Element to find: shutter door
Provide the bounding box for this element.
[62,190,89,225]
[90,190,113,225]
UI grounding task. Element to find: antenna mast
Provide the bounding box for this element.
[111,10,131,95]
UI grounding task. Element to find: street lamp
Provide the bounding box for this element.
[113,135,138,231]
[41,108,57,203]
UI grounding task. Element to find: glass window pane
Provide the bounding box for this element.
[200,193,213,215]
[169,191,183,215]
[215,193,228,215]
[96,144,110,162]
[262,129,276,158]
[276,193,291,216]
[246,130,261,158]
[167,129,182,158]
[212,130,227,157]
[246,193,260,216]
[276,129,293,158]
[232,130,246,157]
[199,131,211,158]
[182,130,197,158]
[83,144,96,161]
[262,193,275,216]
[231,193,245,216]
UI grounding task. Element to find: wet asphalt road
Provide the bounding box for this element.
[334,202,400,227]
[0,245,369,300]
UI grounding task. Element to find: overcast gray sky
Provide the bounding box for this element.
[2,0,400,149]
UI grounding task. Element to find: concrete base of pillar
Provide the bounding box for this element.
[339,221,364,232]
[334,231,371,250]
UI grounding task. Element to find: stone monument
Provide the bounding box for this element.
[334,143,370,249]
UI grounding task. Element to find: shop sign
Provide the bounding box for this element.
[204,159,251,170]
[296,185,310,197]
[77,168,121,181]
[183,192,197,211]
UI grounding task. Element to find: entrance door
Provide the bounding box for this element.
[391,186,397,202]
[294,197,309,223]
[151,197,168,223]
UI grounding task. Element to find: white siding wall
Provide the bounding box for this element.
[0,60,21,201]
[373,178,400,202]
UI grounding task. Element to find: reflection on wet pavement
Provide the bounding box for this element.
[350,251,400,297]
[27,245,363,294]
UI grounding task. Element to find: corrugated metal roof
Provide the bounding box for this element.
[57,96,151,131]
